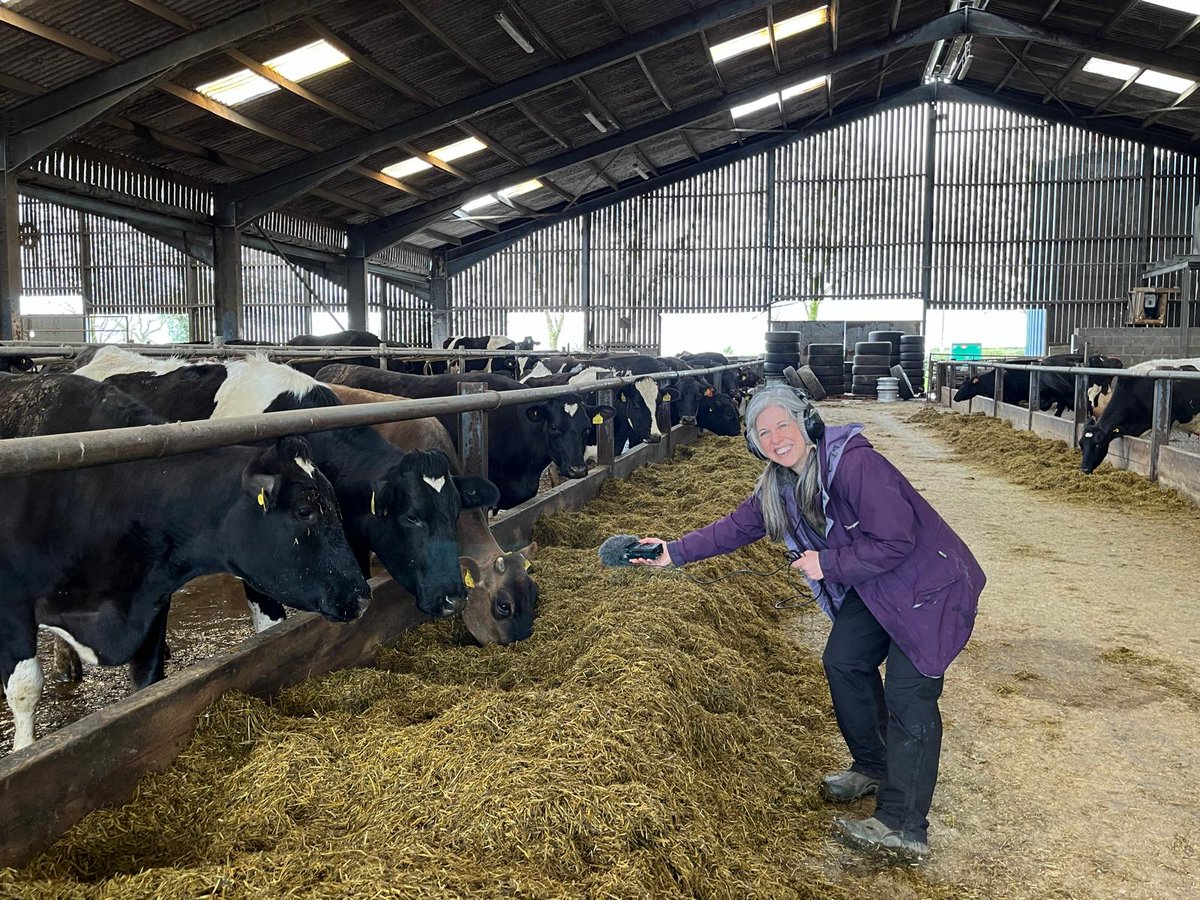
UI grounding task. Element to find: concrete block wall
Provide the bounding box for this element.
[1072,327,1200,363]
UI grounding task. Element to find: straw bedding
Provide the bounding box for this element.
[2,437,964,899]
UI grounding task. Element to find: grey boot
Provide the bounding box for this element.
[833,816,929,861]
[819,769,880,802]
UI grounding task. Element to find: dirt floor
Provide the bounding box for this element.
[791,400,1200,899]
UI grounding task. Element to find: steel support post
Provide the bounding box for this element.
[430,253,450,349]
[1027,370,1040,430]
[0,154,19,341]
[596,372,616,467]
[213,211,243,341]
[1072,373,1088,447]
[992,364,1002,416]
[1181,264,1193,356]
[1148,376,1174,483]
[920,100,937,315]
[346,230,368,333]
[457,381,489,480]
[581,212,592,349]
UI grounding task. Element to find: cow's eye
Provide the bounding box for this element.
[295,506,316,522]
[495,599,513,617]
[405,514,424,526]
[548,424,560,434]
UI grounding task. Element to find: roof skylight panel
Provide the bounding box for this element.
[499,180,542,198]
[1082,57,1196,96]
[731,75,826,119]
[381,137,489,181]
[196,40,350,106]
[709,6,828,63]
[1142,0,1200,15]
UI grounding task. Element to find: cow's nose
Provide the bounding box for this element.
[566,465,587,478]
[442,594,465,616]
[681,415,697,425]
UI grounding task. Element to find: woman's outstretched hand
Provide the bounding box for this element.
[790,550,824,580]
[630,537,673,567]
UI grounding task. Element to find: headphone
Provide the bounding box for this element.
[744,367,826,461]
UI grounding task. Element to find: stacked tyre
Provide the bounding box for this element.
[899,334,926,394]
[851,340,892,397]
[805,343,846,396]
[764,331,801,378]
[868,330,903,369]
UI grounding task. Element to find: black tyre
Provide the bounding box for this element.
[869,330,903,343]
[765,331,800,344]
[852,353,892,368]
[852,366,891,377]
[808,364,844,377]
[890,365,916,400]
[851,385,877,396]
[793,365,827,400]
[764,351,800,365]
[806,351,845,365]
[808,342,844,353]
[854,341,891,355]
[899,334,925,345]
[899,352,925,363]
[853,374,888,385]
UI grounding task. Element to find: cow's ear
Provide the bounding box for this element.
[971,376,979,384]
[525,404,547,423]
[368,479,392,517]
[518,540,538,561]
[661,386,681,402]
[455,475,500,511]
[242,471,282,513]
[618,391,627,402]
[460,556,482,590]
[587,404,615,424]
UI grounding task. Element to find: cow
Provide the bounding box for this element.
[327,383,538,645]
[658,355,742,436]
[1079,359,1200,474]
[442,335,521,378]
[521,365,669,454]
[952,354,1121,416]
[0,372,160,436]
[678,351,761,396]
[317,364,612,510]
[0,420,370,751]
[74,347,498,628]
[0,354,35,374]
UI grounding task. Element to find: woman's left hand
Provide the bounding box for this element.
[791,550,824,580]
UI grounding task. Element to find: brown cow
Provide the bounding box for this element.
[326,383,537,645]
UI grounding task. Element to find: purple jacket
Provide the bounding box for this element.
[667,426,984,677]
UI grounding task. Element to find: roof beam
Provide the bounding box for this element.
[358,12,970,255]
[219,0,779,221]
[7,0,335,161]
[1165,15,1200,50]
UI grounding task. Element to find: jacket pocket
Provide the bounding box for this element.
[911,549,967,609]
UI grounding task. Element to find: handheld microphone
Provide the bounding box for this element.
[598,534,664,567]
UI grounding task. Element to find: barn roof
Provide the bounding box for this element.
[2,0,1197,269]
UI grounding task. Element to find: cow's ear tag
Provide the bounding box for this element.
[592,413,604,424]
[370,491,376,515]
[523,557,532,570]
[661,393,671,402]
[257,488,266,509]
[463,570,476,589]
[1112,427,1121,434]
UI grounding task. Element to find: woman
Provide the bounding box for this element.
[634,384,985,861]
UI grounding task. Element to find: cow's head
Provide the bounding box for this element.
[696,391,742,436]
[1079,416,1122,474]
[671,375,707,425]
[620,377,679,444]
[527,395,614,479]
[232,436,370,623]
[736,366,761,389]
[461,544,538,645]
[952,375,983,402]
[0,355,35,374]
[365,449,500,617]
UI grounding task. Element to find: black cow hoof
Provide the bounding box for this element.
[51,639,84,684]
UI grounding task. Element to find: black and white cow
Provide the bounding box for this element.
[952,354,1121,416]
[75,347,498,628]
[441,335,523,378]
[657,355,742,436]
[0,354,35,374]
[0,416,369,751]
[1079,358,1200,474]
[678,351,762,394]
[317,364,611,510]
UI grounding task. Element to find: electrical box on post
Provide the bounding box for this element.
[1127,287,1177,327]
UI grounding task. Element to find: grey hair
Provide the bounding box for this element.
[745,386,826,539]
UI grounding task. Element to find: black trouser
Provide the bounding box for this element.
[822,589,943,842]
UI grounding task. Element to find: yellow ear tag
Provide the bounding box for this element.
[463,571,476,589]
[523,558,532,570]
[661,394,671,402]
[257,488,266,509]
[370,491,376,515]
[592,413,604,424]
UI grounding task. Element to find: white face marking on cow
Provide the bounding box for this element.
[6,658,44,751]
[567,367,603,386]
[564,403,579,418]
[1084,431,1093,438]
[523,361,552,381]
[633,378,663,438]
[212,356,320,419]
[424,475,446,493]
[41,626,99,666]
[294,457,315,478]
[247,601,285,634]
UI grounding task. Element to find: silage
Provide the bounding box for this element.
[908,407,1200,518]
[1,437,964,900]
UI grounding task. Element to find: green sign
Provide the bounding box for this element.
[951,343,982,360]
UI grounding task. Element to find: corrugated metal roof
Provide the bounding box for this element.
[0,0,1196,256]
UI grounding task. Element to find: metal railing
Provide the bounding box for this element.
[0,361,752,480]
[936,358,1200,482]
